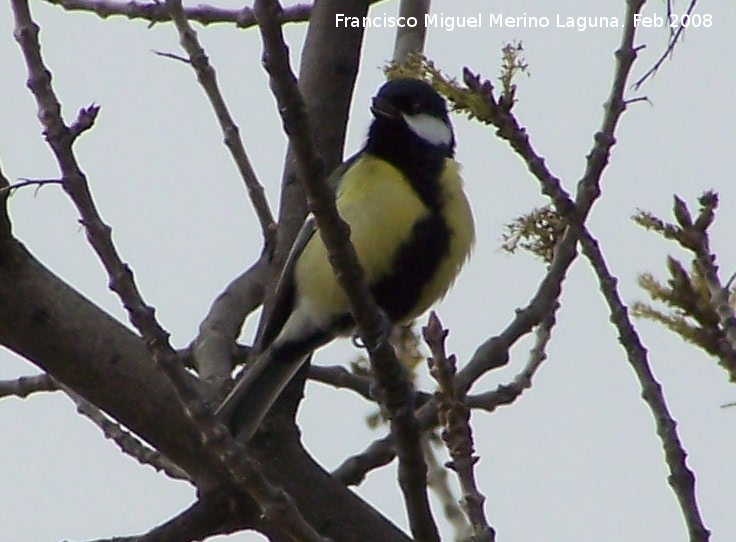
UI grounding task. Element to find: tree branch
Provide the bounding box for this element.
[425,313,495,542]
[332,434,395,486]
[0,242,216,482]
[42,0,312,29]
[392,0,430,63]
[0,244,329,539]
[422,436,472,541]
[3,1,414,539]
[10,4,351,540]
[681,194,736,361]
[466,306,557,413]
[0,177,63,197]
[254,1,439,539]
[0,373,59,399]
[577,223,710,542]
[328,0,653,488]
[164,0,276,255]
[308,364,374,402]
[634,0,700,88]
[192,257,268,392]
[163,0,277,386]
[0,159,11,241]
[331,249,570,486]
[79,494,272,542]
[65,386,191,481]
[11,0,188,397]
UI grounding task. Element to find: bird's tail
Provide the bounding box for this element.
[215,344,311,441]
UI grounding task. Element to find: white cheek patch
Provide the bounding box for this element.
[402,113,453,146]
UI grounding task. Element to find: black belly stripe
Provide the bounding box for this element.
[362,120,455,324]
[370,210,449,322]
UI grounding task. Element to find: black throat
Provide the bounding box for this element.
[364,119,453,211]
[360,117,456,324]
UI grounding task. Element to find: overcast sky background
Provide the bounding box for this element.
[2,1,736,541]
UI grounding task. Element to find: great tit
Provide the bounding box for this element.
[217,78,475,440]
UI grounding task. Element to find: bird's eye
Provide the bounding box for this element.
[408,101,422,113]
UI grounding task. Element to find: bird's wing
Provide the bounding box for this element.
[216,156,362,437]
[256,155,360,350]
[257,214,316,348]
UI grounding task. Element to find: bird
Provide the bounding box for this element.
[216,77,475,440]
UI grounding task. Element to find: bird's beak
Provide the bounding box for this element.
[370,96,400,119]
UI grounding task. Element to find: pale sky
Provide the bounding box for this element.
[1,1,736,541]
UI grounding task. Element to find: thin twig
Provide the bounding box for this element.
[576,223,710,542]
[152,50,190,64]
[332,434,395,486]
[65,387,191,481]
[0,374,60,399]
[308,364,435,405]
[0,178,63,197]
[422,436,473,541]
[666,0,675,39]
[69,103,101,139]
[164,0,276,251]
[425,313,495,542]
[461,69,576,218]
[254,1,439,540]
[308,365,374,402]
[545,1,707,537]
[0,373,189,480]
[467,307,557,413]
[634,0,700,89]
[569,3,709,538]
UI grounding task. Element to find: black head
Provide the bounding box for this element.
[364,78,455,211]
[369,78,454,152]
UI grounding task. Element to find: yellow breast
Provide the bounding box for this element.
[294,154,474,324]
